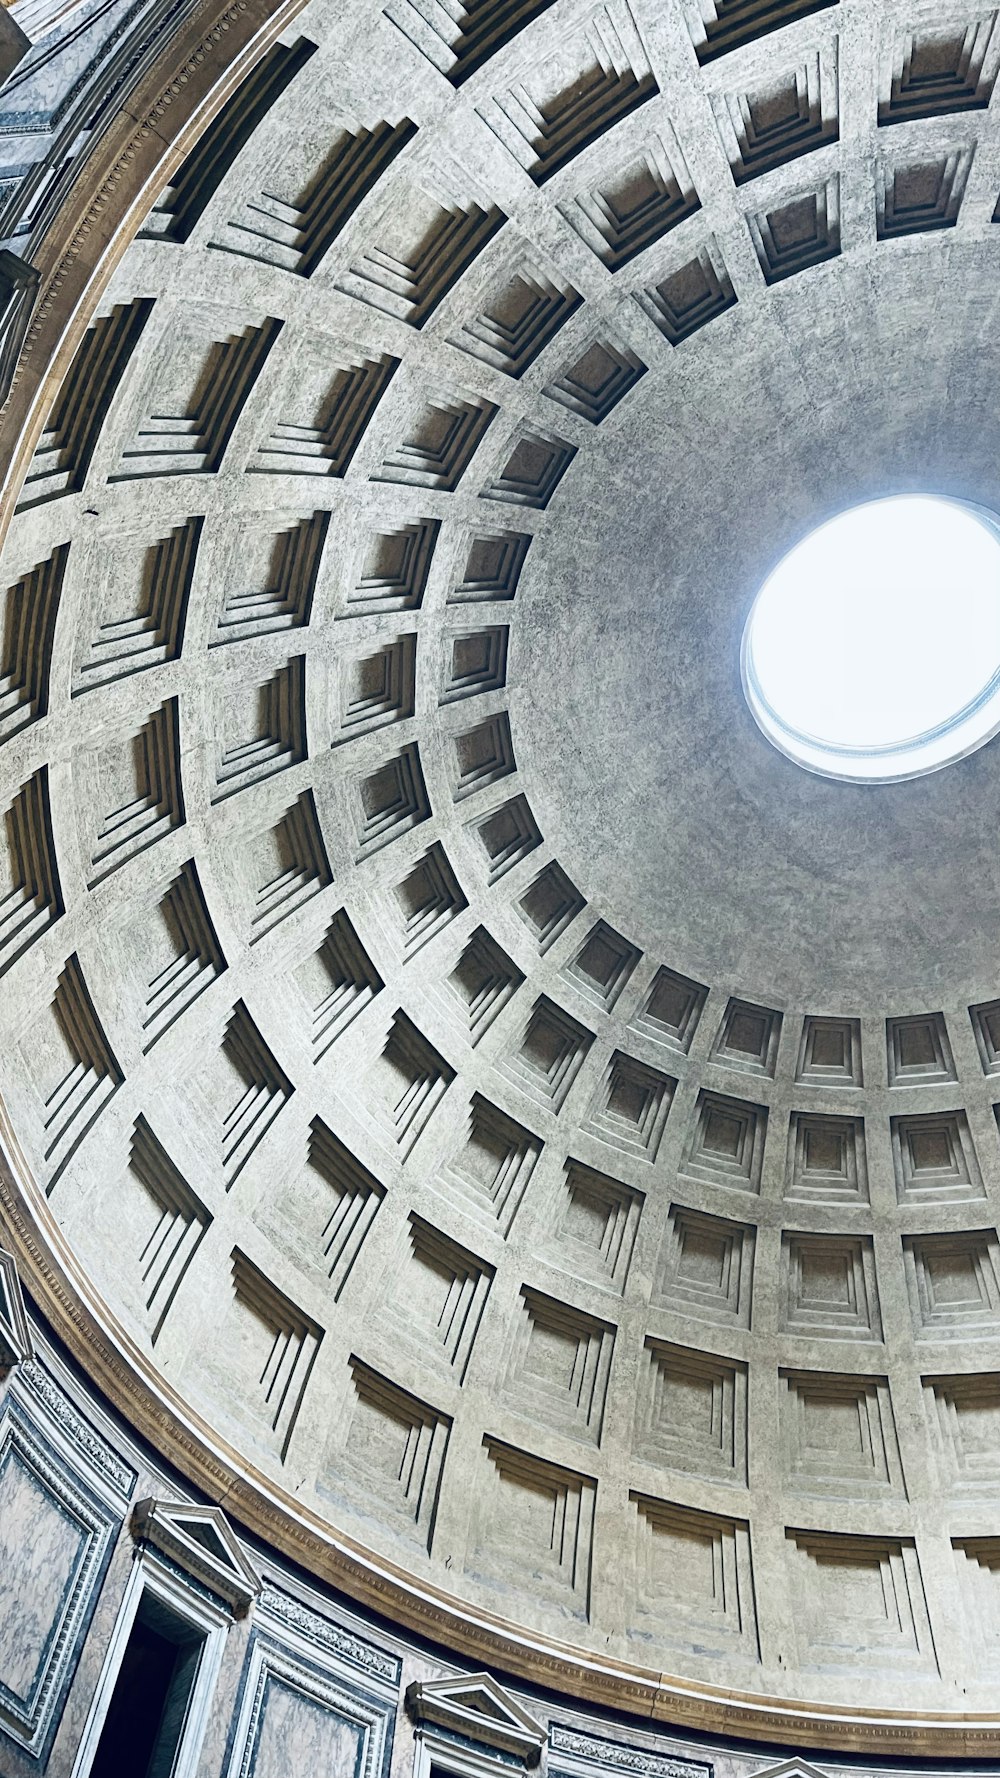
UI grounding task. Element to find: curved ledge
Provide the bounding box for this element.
[1,1118,998,1759]
[0,0,309,537]
[1,1,999,1757]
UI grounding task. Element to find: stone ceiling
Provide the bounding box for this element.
[4,0,1000,1745]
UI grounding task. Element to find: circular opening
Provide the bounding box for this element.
[742,495,1000,782]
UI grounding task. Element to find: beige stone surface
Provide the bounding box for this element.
[5,0,1000,1750]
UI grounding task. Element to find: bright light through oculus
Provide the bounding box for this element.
[741,495,1000,782]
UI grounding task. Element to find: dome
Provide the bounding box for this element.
[3,0,1000,1759]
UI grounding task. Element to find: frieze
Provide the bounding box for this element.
[20,1359,135,1496]
[549,1727,710,1778]
[260,1585,401,1685]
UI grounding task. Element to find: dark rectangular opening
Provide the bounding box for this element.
[89,1590,205,1778]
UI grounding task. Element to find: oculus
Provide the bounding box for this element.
[742,495,1000,782]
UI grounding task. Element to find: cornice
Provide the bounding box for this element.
[0,0,309,545]
[4,1127,1000,1757]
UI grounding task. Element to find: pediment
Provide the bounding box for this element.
[130,1497,262,1616]
[753,1762,828,1778]
[407,1673,546,1761]
[0,1246,32,1371]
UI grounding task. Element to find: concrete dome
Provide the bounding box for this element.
[4,0,1000,1753]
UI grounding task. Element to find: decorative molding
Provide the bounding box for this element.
[0,1244,31,1371]
[130,1497,263,1616]
[259,1585,401,1683]
[748,1762,828,1778]
[0,1394,120,1758]
[19,1359,135,1496]
[226,1630,396,1778]
[0,0,313,529]
[548,1725,709,1778]
[406,1673,546,1762]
